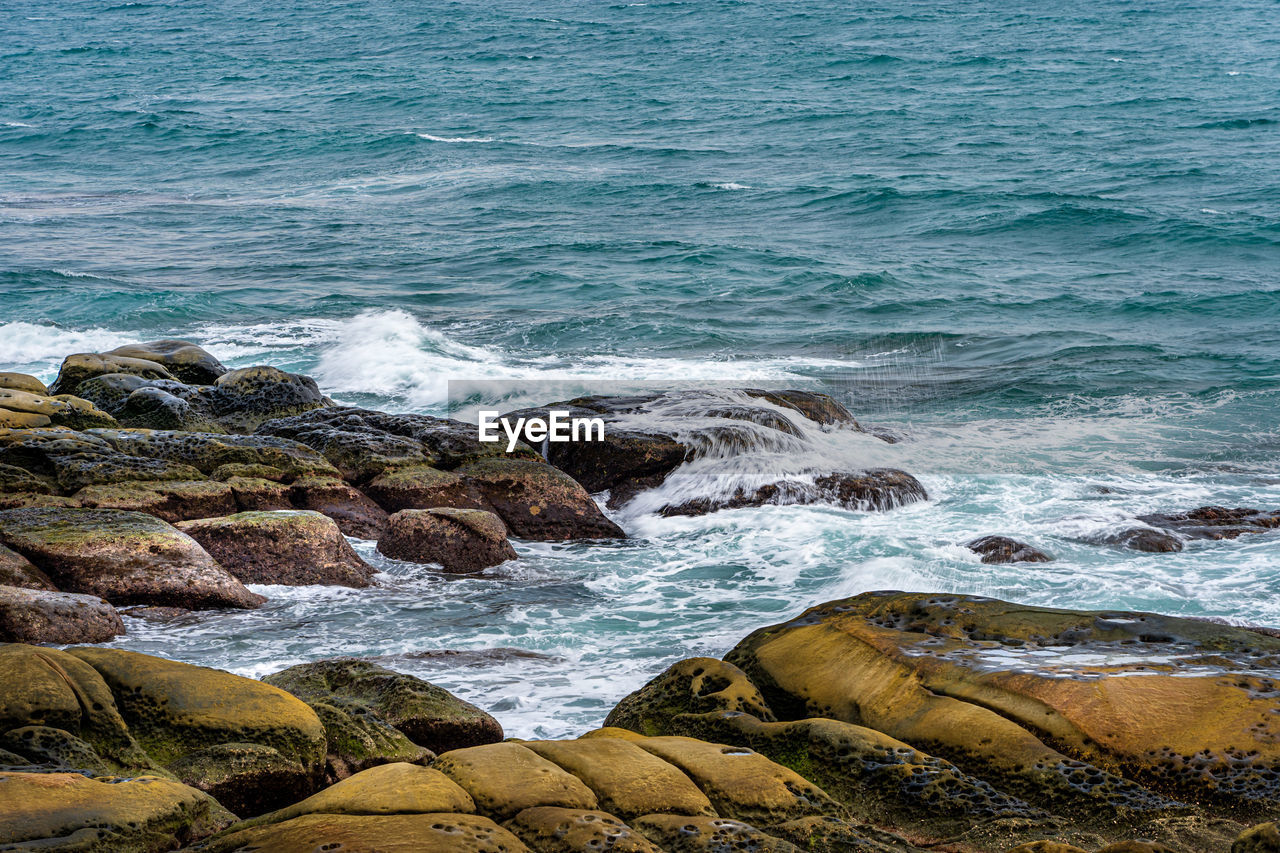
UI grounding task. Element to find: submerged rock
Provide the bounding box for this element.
[1137,505,1280,541]
[1098,526,1184,553]
[378,507,517,573]
[0,585,124,644]
[966,535,1053,564]
[176,510,378,587]
[658,469,927,517]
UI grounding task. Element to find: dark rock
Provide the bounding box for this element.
[604,657,776,736]
[72,479,237,522]
[0,541,55,589]
[740,388,859,426]
[1234,822,1280,853]
[0,585,125,643]
[967,535,1053,564]
[0,725,113,774]
[364,464,488,512]
[455,458,625,540]
[116,385,226,432]
[89,428,337,480]
[263,658,503,755]
[1099,527,1184,553]
[289,475,389,539]
[1137,506,1280,541]
[205,366,332,433]
[108,339,227,385]
[302,698,435,783]
[176,510,378,587]
[631,814,802,852]
[377,507,517,573]
[659,469,927,517]
[48,352,176,396]
[168,742,314,817]
[0,427,205,492]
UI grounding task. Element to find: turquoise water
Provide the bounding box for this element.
[2,0,1279,737]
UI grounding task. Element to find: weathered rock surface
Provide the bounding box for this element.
[290,475,390,539]
[49,352,177,396]
[0,541,54,589]
[433,742,600,820]
[107,340,227,385]
[1097,527,1185,553]
[0,372,50,396]
[505,807,662,853]
[365,464,487,512]
[0,388,117,430]
[657,469,927,517]
[1235,822,1280,852]
[966,535,1053,564]
[176,510,377,587]
[191,812,530,853]
[631,814,802,852]
[377,507,517,572]
[73,478,237,522]
[167,741,314,817]
[605,657,776,736]
[1137,506,1280,541]
[456,458,625,540]
[263,658,503,755]
[0,585,124,644]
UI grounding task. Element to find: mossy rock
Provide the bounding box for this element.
[365,464,487,512]
[0,726,113,775]
[0,388,117,430]
[67,647,327,788]
[1235,822,1280,852]
[0,462,57,496]
[86,428,337,479]
[176,510,377,587]
[0,771,233,852]
[630,813,802,852]
[504,806,662,853]
[0,585,124,644]
[0,645,152,773]
[190,812,530,853]
[49,353,176,396]
[0,541,54,589]
[0,507,263,609]
[456,458,625,541]
[72,479,236,523]
[107,340,227,385]
[206,366,331,433]
[289,475,389,539]
[167,742,314,818]
[433,742,600,821]
[263,658,503,754]
[605,657,776,736]
[377,507,517,573]
[0,428,205,492]
[521,738,715,821]
[115,385,226,432]
[222,475,293,511]
[766,815,927,852]
[0,372,49,396]
[305,697,435,783]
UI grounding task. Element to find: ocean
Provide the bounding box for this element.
[2,0,1278,737]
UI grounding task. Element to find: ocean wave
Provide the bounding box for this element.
[0,322,137,375]
[412,132,495,143]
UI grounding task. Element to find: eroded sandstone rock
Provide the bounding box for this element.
[377,507,517,572]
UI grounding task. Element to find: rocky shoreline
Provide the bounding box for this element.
[1,341,1278,852]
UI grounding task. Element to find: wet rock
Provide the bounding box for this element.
[604,657,776,736]
[289,475,389,538]
[73,478,236,522]
[725,591,1280,817]
[740,389,859,426]
[1235,822,1280,852]
[0,388,117,430]
[0,427,206,492]
[0,541,54,589]
[48,352,177,396]
[176,510,377,587]
[378,507,517,573]
[89,428,338,480]
[0,725,113,774]
[631,814,802,852]
[0,507,264,609]
[0,771,232,851]
[0,585,124,643]
[107,339,227,385]
[521,738,715,821]
[455,458,625,540]
[263,658,504,754]
[505,807,662,853]
[365,464,488,512]
[658,469,927,517]
[168,742,314,817]
[1099,527,1184,553]
[194,812,529,853]
[433,742,600,820]
[966,535,1053,564]
[1137,506,1280,541]
[0,372,49,396]
[205,365,332,433]
[68,647,327,799]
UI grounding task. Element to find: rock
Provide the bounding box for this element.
[223,475,292,511]
[0,409,50,428]
[0,645,154,773]
[0,388,117,430]
[630,814,802,852]
[115,385,226,432]
[0,462,57,496]
[68,647,327,796]
[262,658,504,754]
[73,374,196,417]
[455,458,625,540]
[0,771,232,851]
[0,541,55,589]
[0,427,206,492]
[48,352,176,396]
[176,510,377,587]
[377,508,517,573]
[0,372,49,396]
[1235,822,1280,852]
[741,389,859,426]
[604,657,776,736]
[505,807,662,853]
[0,507,264,609]
[108,339,227,385]
[1098,527,1184,553]
[237,762,475,825]
[289,475,389,539]
[1005,843,1089,853]
[303,696,435,783]
[193,812,530,853]
[658,469,927,517]
[73,479,236,522]
[766,816,926,852]
[725,591,1280,817]
[0,585,125,643]
[365,464,487,512]
[1137,506,1280,541]
[521,738,715,821]
[88,428,338,480]
[167,742,314,817]
[1096,844,1177,853]
[966,535,1053,564]
[433,742,600,820]
[206,365,332,433]
[1,725,113,774]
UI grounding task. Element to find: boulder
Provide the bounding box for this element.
[115,385,226,432]
[0,428,206,492]
[192,812,530,853]
[766,816,927,852]
[0,409,50,428]
[604,657,776,736]
[262,658,503,754]
[302,695,435,783]
[73,479,237,522]
[0,541,54,589]
[0,585,124,644]
[725,592,1280,817]
[167,742,315,818]
[0,461,57,496]
[433,742,600,820]
[205,366,332,433]
[0,507,263,609]
[289,475,389,539]
[0,771,232,852]
[222,475,292,511]
[505,807,662,853]
[107,339,227,385]
[87,429,337,480]
[0,388,117,430]
[1097,527,1184,553]
[0,372,49,396]
[455,458,625,540]
[377,508,517,573]
[966,535,1053,564]
[658,469,927,517]
[630,814,802,852]
[176,510,377,587]
[1137,506,1280,541]
[0,725,114,775]
[48,352,176,396]
[365,464,487,512]
[1235,822,1280,852]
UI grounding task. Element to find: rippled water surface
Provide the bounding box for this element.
[2,0,1278,736]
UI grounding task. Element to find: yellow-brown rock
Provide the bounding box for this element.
[631,813,802,852]
[434,742,599,820]
[505,806,662,853]
[192,812,530,853]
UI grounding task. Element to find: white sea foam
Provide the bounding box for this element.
[712,182,753,190]
[0,322,137,378]
[413,132,495,143]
